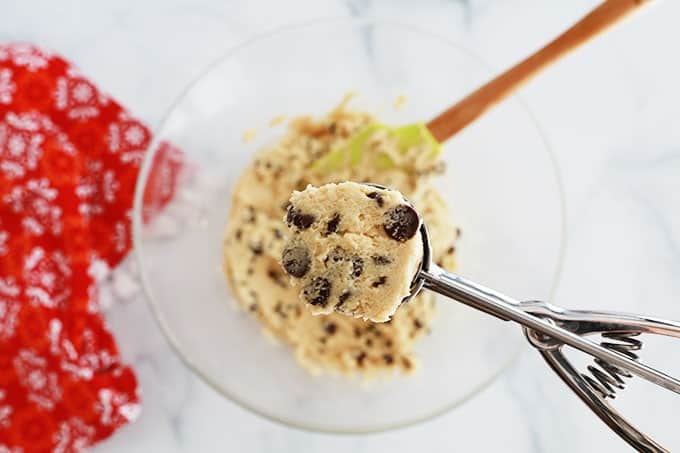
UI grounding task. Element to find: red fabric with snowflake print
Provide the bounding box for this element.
[0,44,181,452]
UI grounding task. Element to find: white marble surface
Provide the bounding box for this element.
[4,0,680,451]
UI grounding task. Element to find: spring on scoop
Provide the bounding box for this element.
[582,332,642,399]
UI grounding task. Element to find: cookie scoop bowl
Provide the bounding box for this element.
[133,18,565,433]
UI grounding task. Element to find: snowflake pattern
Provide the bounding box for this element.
[0,112,48,179]
[0,68,15,104]
[0,44,184,451]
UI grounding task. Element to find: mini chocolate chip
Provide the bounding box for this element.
[234,229,243,241]
[447,245,456,255]
[325,246,346,265]
[356,352,367,366]
[267,269,286,287]
[286,206,316,230]
[295,179,309,191]
[402,357,413,370]
[371,255,392,265]
[366,191,384,207]
[436,260,443,267]
[272,228,283,240]
[320,337,327,344]
[249,242,263,255]
[246,206,256,223]
[274,301,284,317]
[337,290,351,307]
[385,340,393,348]
[325,213,341,235]
[303,277,331,306]
[281,244,310,278]
[365,338,373,347]
[249,303,258,312]
[248,290,258,301]
[246,268,254,276]
[328,122,337,134]
[414,319,423,330]
[353,326,362,338]
[372,276,387,287]
[351,256,364,278]
[455,227,462,239]
[383,354,394,364]
[324,323,337,335]
[384,204,420,241]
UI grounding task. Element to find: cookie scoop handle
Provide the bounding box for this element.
[426,0,652,143]
[419,263,680,395]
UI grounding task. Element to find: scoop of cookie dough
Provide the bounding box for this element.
[281,182,424,322]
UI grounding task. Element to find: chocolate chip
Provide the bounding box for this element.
[249,303,258,312]
[328,123,337,134]
[337,290,351,307]
[384,204,420,242]
[281,244,310,278]
[383,354,394,365]
[234,229,243,241]
[447,245,456,255]
[371,255,392,265]
[351,256,364,278]
[272,228,283,240]
[366,191,384,207]
[353,326,362,338]
[324,323,337,335]
[385,340,393,348]
[414,319,423,330]
[356,352,367,366]
[286,206,315,229]
[372,276,387,287]
[325,213,341,235]
[365,338,373,347]
[303,277,331,306]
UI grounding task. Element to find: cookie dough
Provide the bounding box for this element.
[282,182,424,322]
[222,101,459,376]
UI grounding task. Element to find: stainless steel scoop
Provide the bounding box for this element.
[401,198,680,452]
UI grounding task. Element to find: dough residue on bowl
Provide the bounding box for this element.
[222,101,459,376]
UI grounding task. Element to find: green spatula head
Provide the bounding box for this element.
[312,122,441,172]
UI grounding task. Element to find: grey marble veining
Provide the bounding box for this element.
[4,0,680,451]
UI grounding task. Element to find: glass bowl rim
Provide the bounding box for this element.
[131,16,567,435]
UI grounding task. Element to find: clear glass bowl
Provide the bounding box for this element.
[133,18,565,433]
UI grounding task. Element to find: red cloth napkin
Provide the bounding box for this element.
[0,44,180,452]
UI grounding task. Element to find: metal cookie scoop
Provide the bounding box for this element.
[394,191,680,452]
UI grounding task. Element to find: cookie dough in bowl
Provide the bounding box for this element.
[282,182,424,322]
[134,19,564,433]
[222,103,458,376]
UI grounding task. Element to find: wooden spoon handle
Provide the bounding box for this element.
[426,0,651,143]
